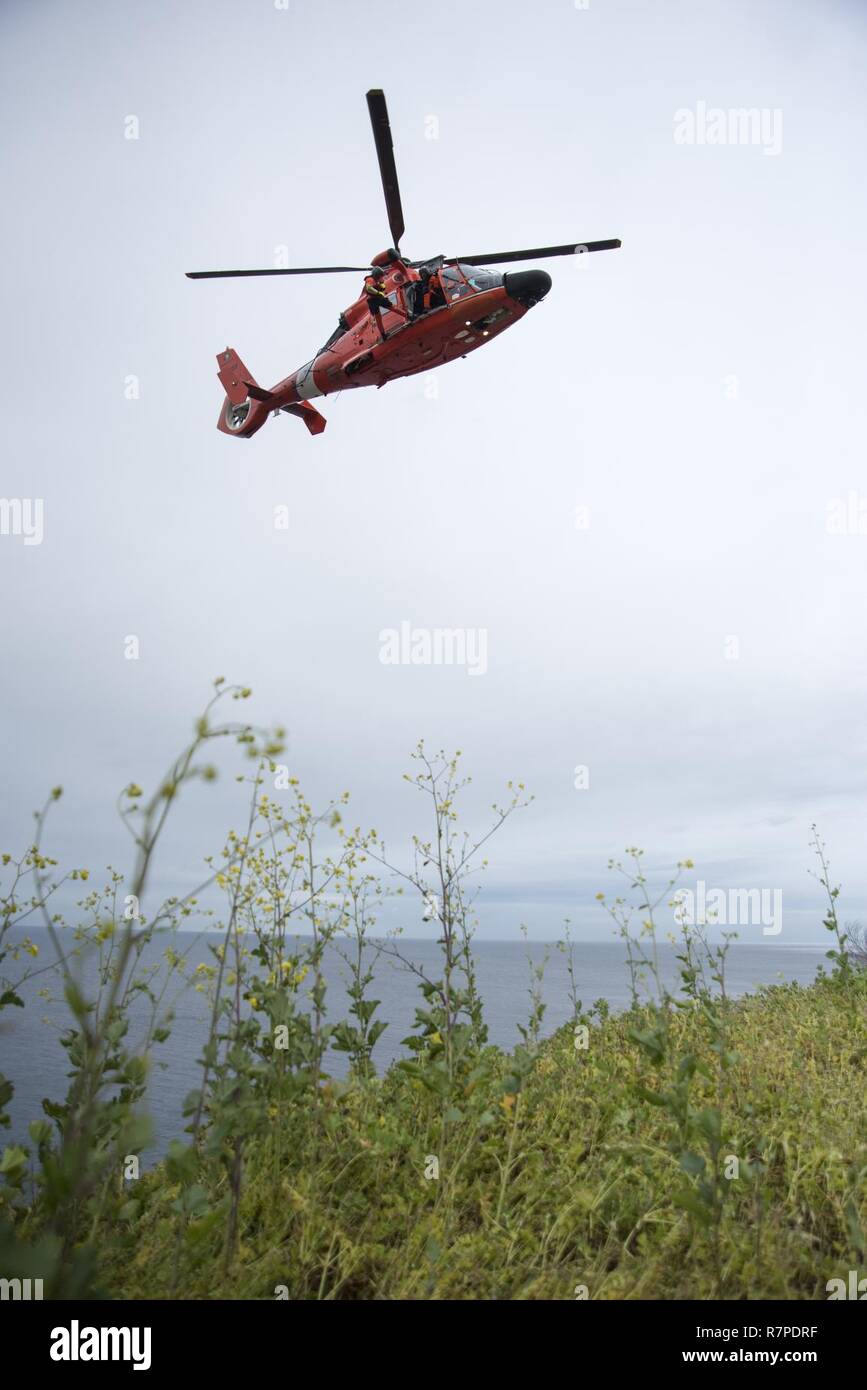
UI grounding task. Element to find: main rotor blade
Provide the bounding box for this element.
[455,239,621,266]
[186,265,372,280]
[366,88,405,250]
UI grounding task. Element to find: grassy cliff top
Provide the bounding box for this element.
[98,971,866,1301]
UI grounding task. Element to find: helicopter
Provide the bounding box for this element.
[186,90,621,439]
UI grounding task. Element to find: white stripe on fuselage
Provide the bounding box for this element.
[295,359,322,400]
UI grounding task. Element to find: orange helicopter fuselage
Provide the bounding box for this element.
[215,257,539,438]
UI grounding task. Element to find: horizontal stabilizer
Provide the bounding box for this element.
[282,401,327,436]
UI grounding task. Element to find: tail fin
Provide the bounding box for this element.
[216,347,271,437]
[217,348,272,405]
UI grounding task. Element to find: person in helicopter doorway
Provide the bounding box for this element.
[408,265,445,318]
[363,266,403,339]
[423,268,446,312]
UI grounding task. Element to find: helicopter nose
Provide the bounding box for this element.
[504,268,552,307]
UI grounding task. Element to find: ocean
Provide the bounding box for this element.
[0,929,829,1163]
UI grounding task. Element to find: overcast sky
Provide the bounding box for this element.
[1,0,866,942]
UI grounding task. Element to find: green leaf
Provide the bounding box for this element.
[676,1054,697,1082]
[0,1145,28,1181]
[679,1150,706,1177]
[186,1207,223,1246]
[165,1140,198,1185]
[635,1083,668,1108]
[121,1114,153,1153]
[28,1120,52,1146]
[181,1090,202,1117]
[694,1107,722,1144]
[172,1184,209,1218]
[672,1188,713,1225]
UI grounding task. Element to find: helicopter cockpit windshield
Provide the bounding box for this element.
[439,264,503,301]
[461,266,503,292]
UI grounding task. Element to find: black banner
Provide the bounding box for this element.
[3,1297,862,1375]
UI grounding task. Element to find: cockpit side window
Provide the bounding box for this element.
[440,266,473,301]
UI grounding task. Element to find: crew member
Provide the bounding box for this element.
[423,270,445,312]
[363,266,396,339]
[409,265,431,319]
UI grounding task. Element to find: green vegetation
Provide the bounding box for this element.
[1,683,864,1300]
